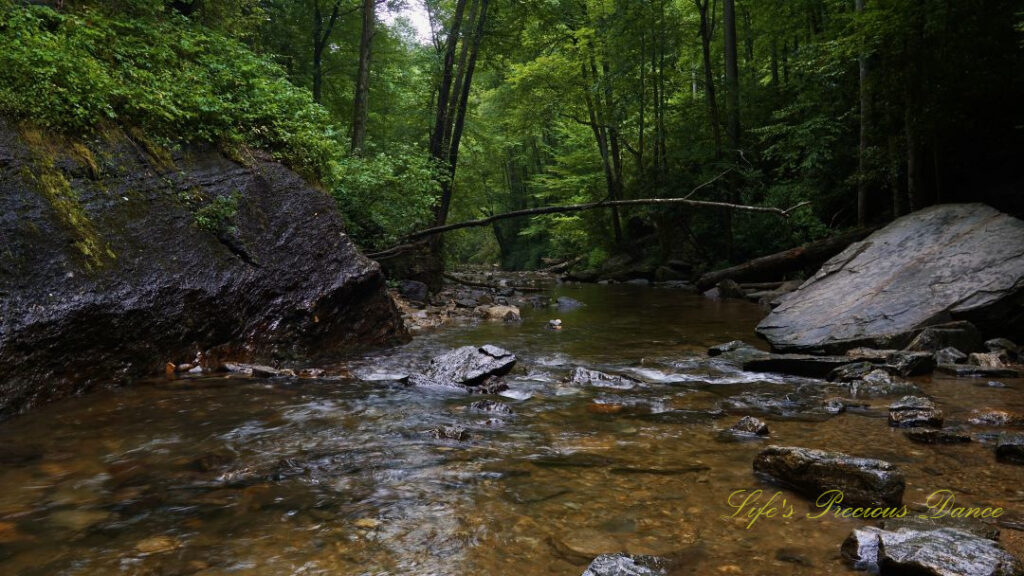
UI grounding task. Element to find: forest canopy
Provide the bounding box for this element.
[2,0,1019,269]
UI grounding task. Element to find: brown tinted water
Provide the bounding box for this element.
[1,283,1022,575]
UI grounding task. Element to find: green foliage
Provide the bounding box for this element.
[330,146,442,250]
[193,192,240,234]
[0,1,338,181]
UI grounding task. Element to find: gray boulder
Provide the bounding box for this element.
[906,321,984,354]
[753,445,905,508]
[419,345,517,389]
[756,204,1024,353]
[935,347,969,365]
[842,526,1021,576]
[566,367,640,390]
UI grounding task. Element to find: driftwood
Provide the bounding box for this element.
[695,228,875,291]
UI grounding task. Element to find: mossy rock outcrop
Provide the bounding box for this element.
[0,120,407,418]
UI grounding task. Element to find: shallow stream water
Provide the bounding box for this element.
[1,283,1022,575]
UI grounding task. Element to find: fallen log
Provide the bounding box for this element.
[695,228,875,291]
[442,273,549,292]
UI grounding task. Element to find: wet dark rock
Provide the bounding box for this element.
[889,396,944,428]
[729,416,769,436]
[708,341,769,367]
[425,345,517,387]
[888,351,937,377]
[753,445,905,507]
[968,409,1024,427]
[846,347,900,361]
[936,347,969,365]
[455,297,478,308]
[701,287,720,300]
[758,204,1024,354]
[429,425,468,441]
[996,433,1024,464]
[823,397,870,414]
[986,338,1020,360]
[469,400,513,414]
[841,526,1020,576]
[566,367,640,390]
[906,321,985,354]
[0,121,406,418]
[842,369,922,398]
[904,428,972,444]
[829,361,885,382]
[716,279,747,300]
[581,554,670,576]
[625,278,651,286]
[742,354,857,378]
[936,364,1021,378]
[556,296,586,311]
[774,548,812,567]
[399,280,429,303]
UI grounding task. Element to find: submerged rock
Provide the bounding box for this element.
[556,296,586,311]
[729,416,770,436]
[469,400,514,414]
[889,396,944,428]
[969,409,1024,428]
[753,445,905,507]
[995,433,1024,465]
[841,526,1020,576]
[0,120,406,418]
[716,278,748,300]
[566,367,640,390]
[904,428,972,444]
[742,354,857,378]
[581,554,670,576]
[756,204,1024,353]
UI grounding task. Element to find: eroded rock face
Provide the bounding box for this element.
[0,121,406,419]
[842,526,1021,576]
[753,445,905,508]
[756,204,1024,353]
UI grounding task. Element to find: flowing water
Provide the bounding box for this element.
[1,283,1022,575]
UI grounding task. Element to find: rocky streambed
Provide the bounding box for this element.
[1,282,1023,575]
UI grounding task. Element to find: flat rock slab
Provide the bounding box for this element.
[742,354,857,378]
[425,345,516,386]
[842,526,1021,576]
[936,364,1022,378]
[753,445,905,508]
[756,204,1024,353]
[904,428,972,444]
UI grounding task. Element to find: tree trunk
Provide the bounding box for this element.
[722,0,740,151]
[429,0,468,165]
[696,0,722,158]
[694,228,876,291]
[351,0,375,152]
[855,0,869,226]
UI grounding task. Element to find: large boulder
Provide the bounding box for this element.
[0,121,406,418]
[756,204,1024,353]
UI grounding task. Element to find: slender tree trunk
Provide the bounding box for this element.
[311,1,342,104]
[351,0,375,152]
[855,0,869,226]
[582,60,623,244]
[429,0,468,164]
[696,0,722,159]
[770,40,779,87]
[442,0,480,154]
[723,0,740,151]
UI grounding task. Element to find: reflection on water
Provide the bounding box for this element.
[0,284,1022,575]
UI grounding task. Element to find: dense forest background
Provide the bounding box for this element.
[2,0,1020,274]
